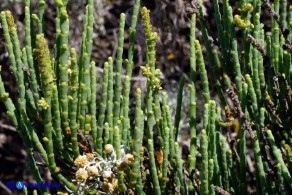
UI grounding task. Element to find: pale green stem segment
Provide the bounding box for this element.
[245,74,258,117]
[251,13,262,107]
[0,12,17,78]
[227,149,238,194]
[113,13,126,126]
[208,101,220,189]
[188,84,196,179]
[22,48,36,112]
[148,139,161,195]
[267,130,292,189]
[84,114,91,137]
[213,0,229,70]
[120,0,140,144]
[188,13,197,193]
[24,3,40,103]
[203,103,209,131]
[127,0,141,63]
[209,159,215,195]
[77,0,94,131]
[238,81,248,195]
[271,0,280,72]
[37,0,45,34]
[174,76,185,139]
[56,1,70,138]
[114,126,127,192]
[3,11,26,111]
[89,61,97,149]
[231,39,242,100]
[69,48,79,158]
[253,131,267,194]
[51,85,64,152]
[277,163,287,195]
[106,57,114,140]
[129,89,144,194]
[195,40,210,103]
[220,137,228,191]
[200,129,209,195]
[96,62,109,154]
[212,49,227,107]
[174,142,186,194]
[161,125,169,194]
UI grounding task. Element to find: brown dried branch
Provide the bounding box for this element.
[214,186,231,195]
[247,34,266,56]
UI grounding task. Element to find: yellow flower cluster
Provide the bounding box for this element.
[234,15,251,29]
[37,98,49,110]
[5,11,16,30]
[141,65,162,92]
[239,3,253,13]
[34,35,54,85]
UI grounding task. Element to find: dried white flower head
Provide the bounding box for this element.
[101,182,114,193]
[123,154,134,165]
[74,155,88,168]
[102,170,113,182]
[87,166,99,178]
[75,169,88,183]
[104,144,114,155]
[73,146,132,193]
[118,154,134,170]
[112,178,118,191]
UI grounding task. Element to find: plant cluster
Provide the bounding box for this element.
[0,0,291,194]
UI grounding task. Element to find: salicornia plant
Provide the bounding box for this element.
[0,0,291,194]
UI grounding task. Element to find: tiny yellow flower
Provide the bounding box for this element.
[140,66,152,77]
[5,11,16,29]
[37,98,49,110]
[86,153,94,161]
[234,15,251,29]
[151,32,158,40]
[239,3,253,13]
[154,69,161,76]
[152,77,162,91]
